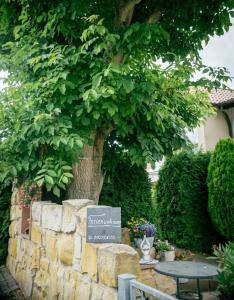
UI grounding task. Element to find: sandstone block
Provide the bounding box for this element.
[103,287,118,300]
[32,247,41,269]
[20,238,33,257]
[56,264,66,299]
[10,205,21,221]
[31,223,42,244]
[154,272,176,295]
[75,274,91,300]
[61,202,76,233]
[47,263,60,300]
[58,234,74,265]
[11,189,19,205]
[15,266,33,298]
[73,233,82,262]
[32,288,44,300]
[40,257,50,272]
[45,231,58,261]
[63,199,94,210]
[6,256,17,278]
[63,270,76,300]
[31,201,51,225]
[121,228,131,246]
[90,282,104,300]
[98,244,141,288]
[8,238,17,259]
[76,204,106,236]
[34,269,49,290]
[41,204,63,231]
[81,243,98,281]
[61,198,94,234]
[9,220,20,238]
[34,264,59,299]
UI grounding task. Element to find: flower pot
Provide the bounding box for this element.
[134,237,154,249]
[160,250,175,262]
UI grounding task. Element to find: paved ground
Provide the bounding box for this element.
[0,266,25,300]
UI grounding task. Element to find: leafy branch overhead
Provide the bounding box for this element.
[0,0,233,197]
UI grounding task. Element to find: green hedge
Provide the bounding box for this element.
[208,138,234,240]
[100,157,155,226]
[0,184,11,264]
[156,151,220,252]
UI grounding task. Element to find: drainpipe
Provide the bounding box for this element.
[218,106,233,138]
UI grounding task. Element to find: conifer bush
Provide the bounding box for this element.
[208,137,234,240]
[156,151,220,252]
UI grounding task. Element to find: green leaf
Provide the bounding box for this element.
[81,117,90,126]
[61,176,68,184]
[36,178,45,187]
[76,139,83,148]
[53,186,60,197]
[93,111,100,119]
[76,109,83,117]
[47,170,57,177]
[59,84,66,95]
[45,175,54,185]
[92,75,102,87]
[108,106,116,116]
[63,172,73,178]
[123,80,134,93]
[61,165,72,171]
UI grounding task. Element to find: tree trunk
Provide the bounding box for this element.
[67,130,105,204]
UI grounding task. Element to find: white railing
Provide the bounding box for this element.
[118,274,177,300]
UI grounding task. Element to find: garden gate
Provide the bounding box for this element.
[118,274,177,300]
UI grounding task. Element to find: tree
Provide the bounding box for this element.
[0,1,233,203]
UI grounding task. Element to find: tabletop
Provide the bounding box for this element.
[155,261,218,279]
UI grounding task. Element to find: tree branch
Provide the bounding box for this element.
[147,10,161,24]
[116,0,142,26]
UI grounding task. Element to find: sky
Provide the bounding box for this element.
[0,21,234,90]
[199,20,234,88]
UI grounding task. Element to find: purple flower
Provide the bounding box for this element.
[138,223,156,238]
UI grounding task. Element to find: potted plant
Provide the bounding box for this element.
[127,217,156,248]
[18,181,42,235]
[154,240,175,262]
[175,250,195,261]
[18,181,42,207]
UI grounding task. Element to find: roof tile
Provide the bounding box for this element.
[210,89,234,105]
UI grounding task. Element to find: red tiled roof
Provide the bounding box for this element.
[210,89,234,106]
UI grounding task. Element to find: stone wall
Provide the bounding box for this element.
[7,190,176,299]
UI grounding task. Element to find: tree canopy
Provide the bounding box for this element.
[0,0,233,200]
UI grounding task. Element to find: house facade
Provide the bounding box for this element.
[189,89,234,151]
[148,89,234,182]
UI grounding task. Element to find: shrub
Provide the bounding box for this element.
[0,183,11,264]
[207,137,234,240]
[156,151,220,252]
[100,157,155,227]
[211,243,234,299]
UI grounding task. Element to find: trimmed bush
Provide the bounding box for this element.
[208,137,234,240]
[100,157,155,226]
[156,151,220,252]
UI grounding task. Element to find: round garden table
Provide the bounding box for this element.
[155,261,218,300]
